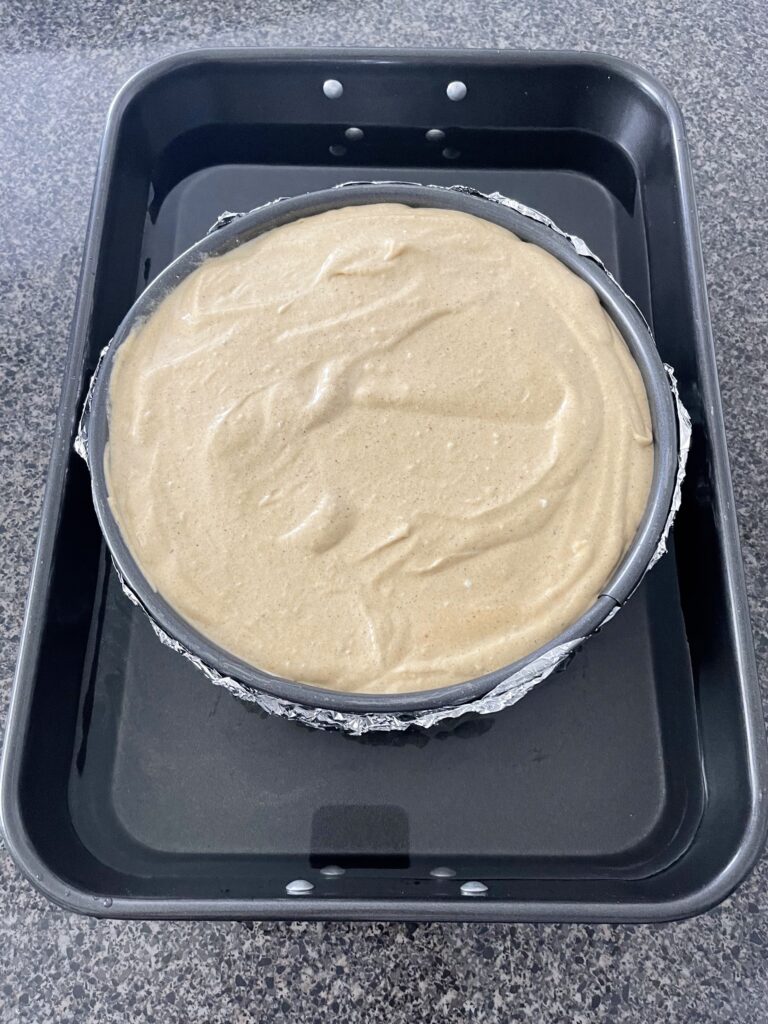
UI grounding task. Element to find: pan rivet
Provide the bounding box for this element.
[426,128,446,142]
[430,866,456,878]
[446,81,467,101]
[323,79,344,99]
[460,880,488,896]
[286,879,314,895]
[345,127,364,141]
[320,864,346,877]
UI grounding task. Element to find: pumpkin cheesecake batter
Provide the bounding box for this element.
[106,203,654,693]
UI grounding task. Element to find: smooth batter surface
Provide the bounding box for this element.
[106,204,654,693]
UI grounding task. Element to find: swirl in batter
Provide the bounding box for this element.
[106,204,654,693]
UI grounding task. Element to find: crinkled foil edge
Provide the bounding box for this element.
[75,182,690,735]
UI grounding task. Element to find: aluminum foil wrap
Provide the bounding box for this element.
[76,183,691,735]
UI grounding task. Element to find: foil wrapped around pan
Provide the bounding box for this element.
[76,183,690,735]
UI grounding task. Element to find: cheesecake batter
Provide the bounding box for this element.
[106,203,654,693]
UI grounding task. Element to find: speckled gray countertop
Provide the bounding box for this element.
[1,2,767,1021]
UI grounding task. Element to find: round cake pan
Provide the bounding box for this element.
[83,182,679,720]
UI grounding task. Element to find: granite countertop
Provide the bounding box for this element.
[1,2,767,1021]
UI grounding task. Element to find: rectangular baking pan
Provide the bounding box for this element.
[2,48,766,923]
